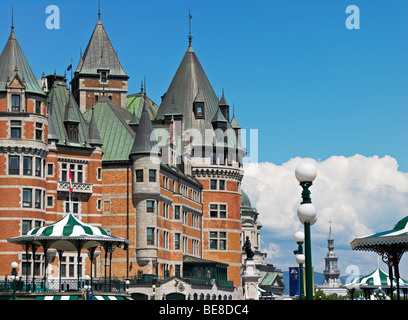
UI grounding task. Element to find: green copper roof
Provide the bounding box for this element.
[211,107,228,123]
[126,92,158,120]
[0,27,44,96]
[83,96,135,161]
[47,77,92,148]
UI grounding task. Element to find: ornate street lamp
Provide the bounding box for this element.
[294,231,305,300]
[10,262,18,300]
[295,162,317,300]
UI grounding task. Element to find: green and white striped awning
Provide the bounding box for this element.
[344,268,408,288]
[36,295,79,300]
[8,212,129,251]
[351,216,408,251]
[92,295,126,300]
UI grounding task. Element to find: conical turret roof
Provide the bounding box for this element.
[156,42,219,134]
[75,17,127,77]
[0,27,44,95]
[88,107,103,147]
[130,102,160,156]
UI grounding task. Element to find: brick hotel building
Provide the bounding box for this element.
[0,9,282,299]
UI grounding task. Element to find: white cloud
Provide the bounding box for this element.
[242,155,408,277]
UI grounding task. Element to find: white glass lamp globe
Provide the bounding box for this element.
[297,203,317,224]
[296,254,305,265]
[294,231,305,243]
[310,215,318,226]
[295,162,317,183]
[11,262,18,269]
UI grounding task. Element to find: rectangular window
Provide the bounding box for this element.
[209,204,227,219]
[10,120,21,138]
[35,190,41,209]
[97,168,102,180]
[174,206,180,220]
[22,220,32,235]
[47,163,54,176]
[209,232,218,250]
[67,124,78,142]
[210,204,218,218]
[35,101,41,114]
[149,169,156,182]
[175,265,181,277]
[209,231,227,250]
[23,189,32,208]
[219,180,225,190]
[77,165,83,182]
[23,157,32,175]
[146,200,154,213]
[136,170,143,182]
[220,205,227,218]
[47,196,53,207]
[147,228,154,245]
[35,123,43,141]
[174,233,180,250]
[61,163,67,181]
[12,95,20,111]
[9,155,20,175]
[101,71,107,83]
[35,158,41,177]
[219,232,227,250]
[210,180,217,190]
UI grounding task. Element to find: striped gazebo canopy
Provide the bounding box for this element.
[351,216,408,252]
[7,212,129,251]
[344,268,408,289]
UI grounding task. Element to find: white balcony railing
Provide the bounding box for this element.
[57,181,93,194]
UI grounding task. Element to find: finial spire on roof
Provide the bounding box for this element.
[11,5,14,30]
[98,0,101,18]
[188,9,193,46]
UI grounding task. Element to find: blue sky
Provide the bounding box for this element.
[2,1,408,281]
[3,0,407,171]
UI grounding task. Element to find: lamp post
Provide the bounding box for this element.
[10,262,18,300]
[295,162,317,300]
[294,231,305,300]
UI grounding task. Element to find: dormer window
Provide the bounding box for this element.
[193,102,205,119]
[100,71,107,83]
[66,123,79,143]
[197,106,203,117]
[12,95,20,111]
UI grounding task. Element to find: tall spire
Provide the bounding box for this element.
[98,0,101,19]
[11,5,14,30]
[188,9,193,46]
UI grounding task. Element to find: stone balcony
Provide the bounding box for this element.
[57,181,93,194]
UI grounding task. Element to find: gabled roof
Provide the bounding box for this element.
[75,17,127,77]
[47,77,92,148]
[83,96,135,161]
[0,27,44,95]
[156,43,219,134]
